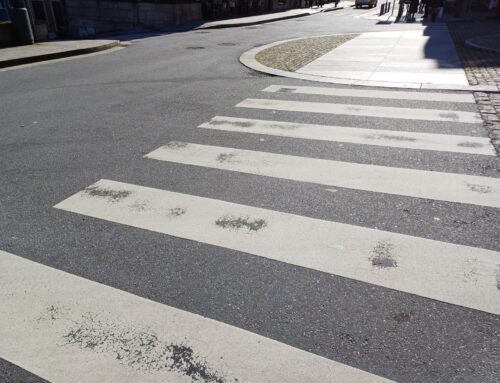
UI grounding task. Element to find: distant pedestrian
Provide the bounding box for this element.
[409,0,419,20]
[430,0,443,21]
[422,0,430,18]
[419,0,426,12]
[318,0,324,7]
[334,0,340,7]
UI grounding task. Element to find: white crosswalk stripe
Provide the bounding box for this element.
[236,98,483,123]
[0,249,394,383]
[145,142,500,208]
[199,116,495,155]
[262,85,476,103]
[54,179,500,315]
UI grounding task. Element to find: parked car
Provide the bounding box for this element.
[355,0,378,7]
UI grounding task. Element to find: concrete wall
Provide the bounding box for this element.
[65,0,201,37]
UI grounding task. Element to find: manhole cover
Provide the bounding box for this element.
[186,46,206,50]
[218,42,238,46]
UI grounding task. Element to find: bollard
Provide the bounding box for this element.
[10,7,34,45]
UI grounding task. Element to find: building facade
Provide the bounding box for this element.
[1,0,303,45]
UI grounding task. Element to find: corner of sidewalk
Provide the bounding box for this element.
[445,14,500,155]
[0,39,123,69]
[238,19,500,155]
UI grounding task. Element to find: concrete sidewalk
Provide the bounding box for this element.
[241,26,500,92]
[0,39,121,69]
[197,2,345,29]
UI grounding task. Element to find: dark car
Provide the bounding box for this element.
[355,0,378,7]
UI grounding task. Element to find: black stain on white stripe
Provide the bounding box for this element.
[439,112,459,121]
[58,311,234,382]
[269,123,298,130]
[130,201,148,211]
[36,304,68,323]
[346,106,363,112]
[165,141,189,149]
[85,186,131,203]
[466,183,491,194]
[216,153,237,163]
[168,207,186,217]
[370,241,397,268]
[215,215,267,232]
[496,265,500,290]
[457,141,483,148]
[363,134,417,142]
[209,120,255,128]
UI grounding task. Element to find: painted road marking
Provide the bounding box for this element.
[262,85,476,103]
[0,250,394,383]
[145,142,500,208]
[236,98,482,124]
[54,180,500,315]
[199,116,494,156]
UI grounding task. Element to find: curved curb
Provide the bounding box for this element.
[197,12,311,29]
[0,40,122,69]
[196,6,344,29]
[240,36,500,93]
[465,35,500,55]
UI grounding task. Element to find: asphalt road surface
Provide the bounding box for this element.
[1,6,499,383]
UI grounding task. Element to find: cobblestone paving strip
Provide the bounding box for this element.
[475,92,500,156]
[447,20,500,156]
[447,21,500,87]
[255,35,358,72]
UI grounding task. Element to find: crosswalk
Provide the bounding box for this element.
[2,83,499,382]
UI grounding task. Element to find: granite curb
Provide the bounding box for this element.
[0,40,121,69]
[239,35,500,92]
[465,35,500,55]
